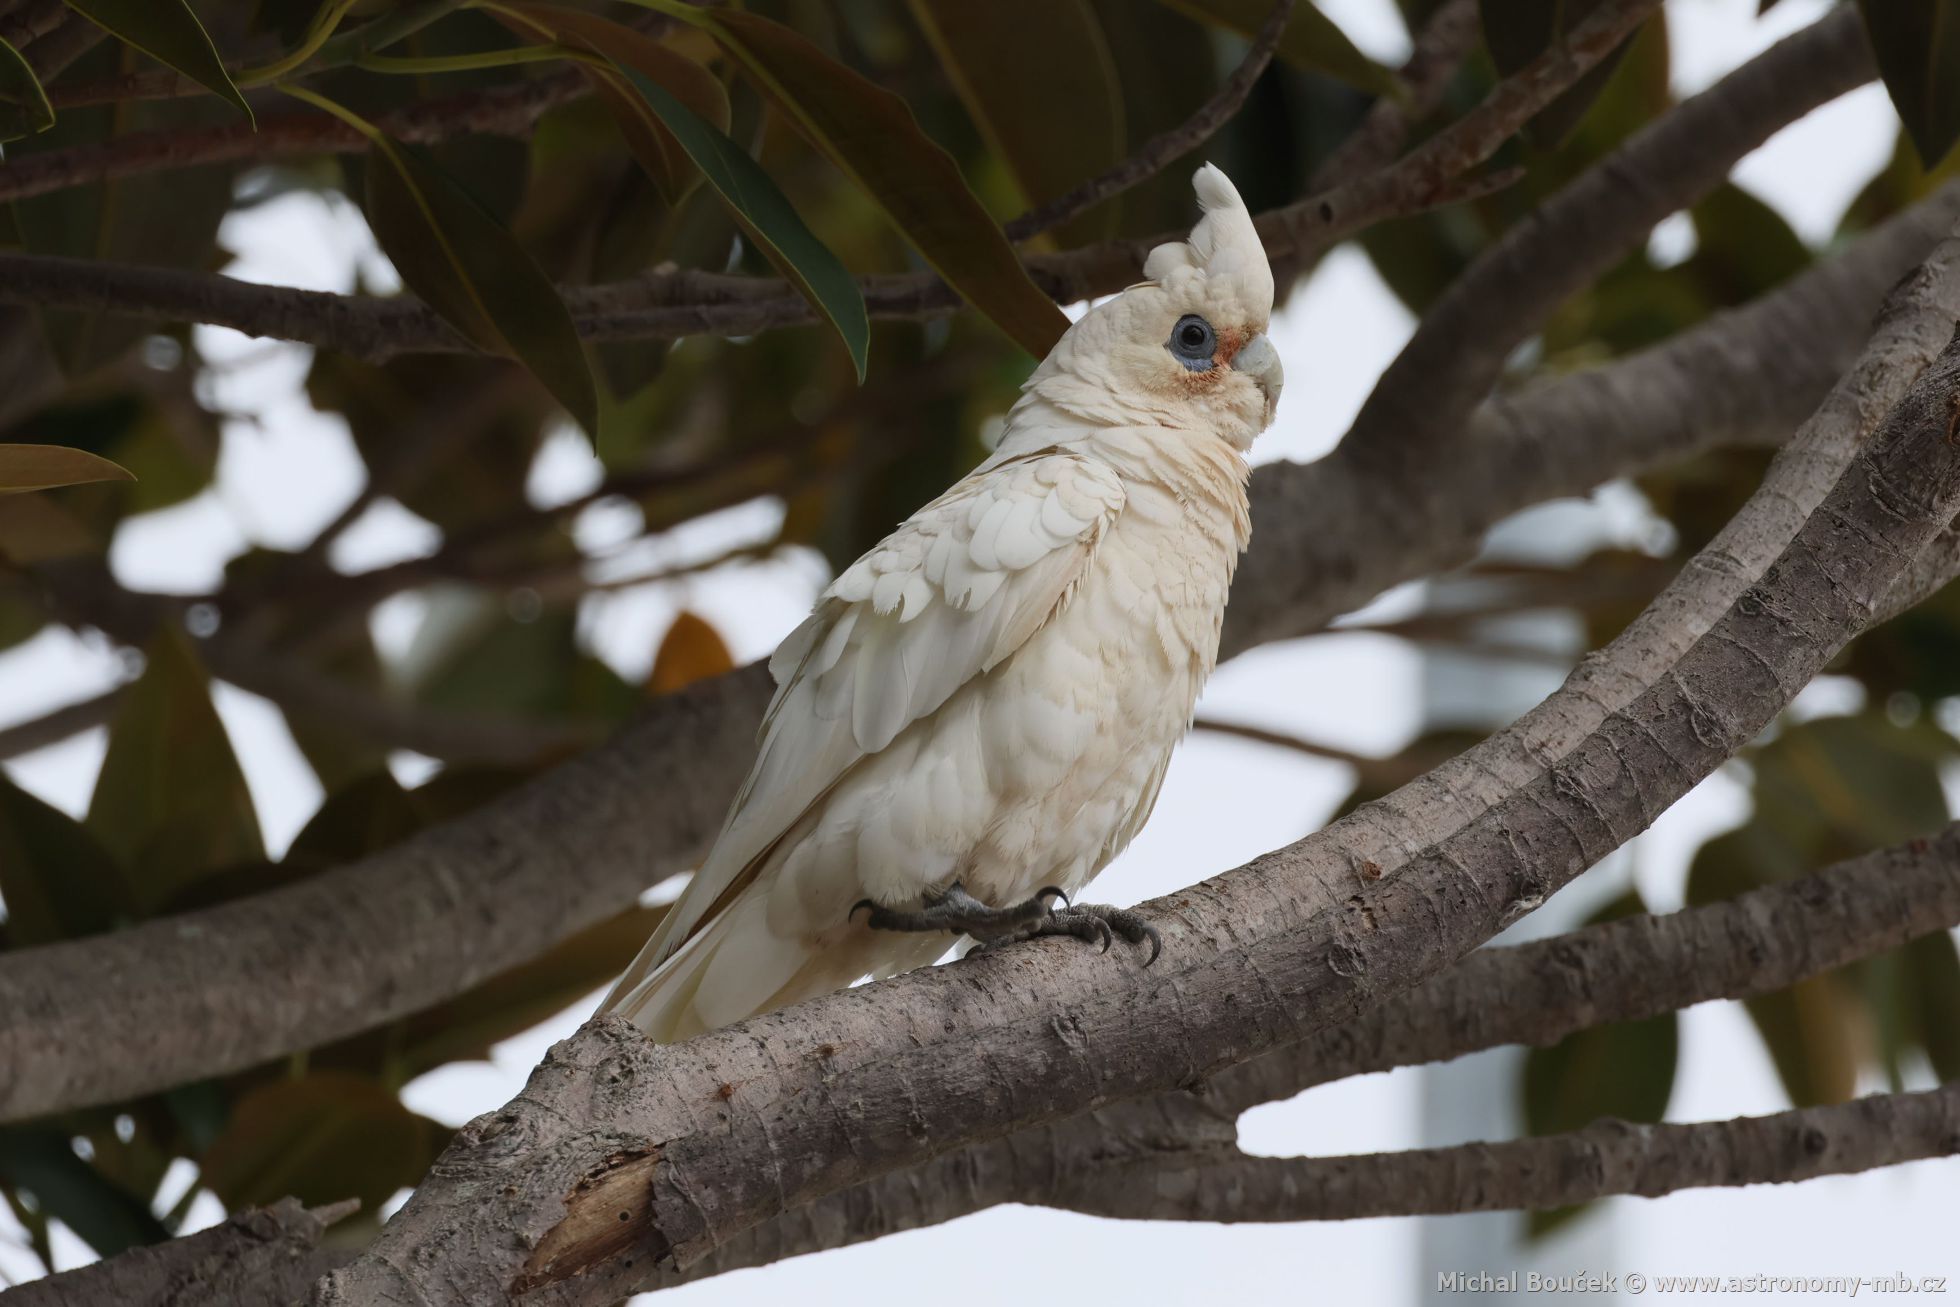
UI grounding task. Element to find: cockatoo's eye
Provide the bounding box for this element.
[1166,314,1216,371]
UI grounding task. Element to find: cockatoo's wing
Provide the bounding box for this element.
[598,447,1126,1015]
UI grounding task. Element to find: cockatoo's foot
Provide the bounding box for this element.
[850,883,1160,966]
[967,903,1162,966]
[850,881,1066,939]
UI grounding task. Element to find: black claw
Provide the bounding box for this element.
[1035,885,1071,910]
[1140,927,1163,967]
[848,898,876,922]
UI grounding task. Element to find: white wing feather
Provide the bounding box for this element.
[599,448,1125,1013]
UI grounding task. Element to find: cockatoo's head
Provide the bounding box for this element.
[1024,163,1282,450]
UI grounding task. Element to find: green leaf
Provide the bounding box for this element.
[0,443,132,494]
[282,771,426,872]
[1686,182,1811,306]
[63,0,252,124]
[85,627,264,912]
[1520,889,1677,1238]
[502,4,729,204]
[623,0,1071,360]
[0,34,54,140]
[198,1072,448,1211]
[605,60,870,381]
[0,773,132,946]
[0,1128,169,1258]
[1477,0,1643,148]
[281,87,600,445]
[905,0,1125,242]
[1164,0,1400,97]
[1857,0,1960,167]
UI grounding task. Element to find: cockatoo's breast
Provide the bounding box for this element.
[812,424,1250,913]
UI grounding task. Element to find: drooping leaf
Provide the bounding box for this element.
[1686,182,1811,306]
[622,0,1071,359]
[9,44,236,374]
[1521,888,1677,1237]
[904,0,1124,242]
[1160,0,1401,97]
[0,773,132,946]
[605,60,870,380]
[85,626,264,912]
[0,1128,170,1258]
[282,88,601,445]
[648,611,734,694]
[63,0,252,123]
[1857,0,1960,167]
[282,770,426,872]
[502,3,729,203]
[0,492,101,564]
[0,34,54,140]
[198,1072,448,1211]
[0,442,132,494]
[1477,0,1645,148]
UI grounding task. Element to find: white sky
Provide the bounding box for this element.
[3,0,1956,1299]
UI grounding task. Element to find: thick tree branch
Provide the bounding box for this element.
[1222,181,1960,656]
[0,184,1951,1126]
[1345,7,1875,475]
[55,821,1960,1300]
[303,306,1960,1302]
[1,1198,354,1307]
[622,822,1960,1287]
[0,0,1655,361]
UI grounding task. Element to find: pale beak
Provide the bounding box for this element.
[1234,333,1283,421]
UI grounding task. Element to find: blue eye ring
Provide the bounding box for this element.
[1167,314,1216,371]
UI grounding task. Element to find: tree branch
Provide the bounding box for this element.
[1338,5,1874,477]
[1,1197,354,1307]
[0,184,1951,1126]
[304,305,1960,1302]
[1005,0,1298,242]
[1304,0,1480,193]
[0,70,591,208]
[1061,1084,1960,1223]
[1222,180,1960,656]
[611,821,1960,1289]
[0,0,1657,361]
[54,820,1960,1301]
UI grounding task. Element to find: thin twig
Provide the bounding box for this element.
[1005,0,1299,242]
[0,0,1651,359]
[0,688,120,762]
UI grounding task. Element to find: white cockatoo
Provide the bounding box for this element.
[601,164,1282,1042]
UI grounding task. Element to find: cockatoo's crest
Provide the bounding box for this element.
[1141,163,1274,319]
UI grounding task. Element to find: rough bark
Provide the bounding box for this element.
[302,324,1960,1304]
[48,822,1960,1298]
[609,821,1960,1288]
[2,186,1953,1127]
[1061,1084,1960,1223]
[0,1199,353,1307]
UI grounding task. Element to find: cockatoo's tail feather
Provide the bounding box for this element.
[601,167,1281,1041]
